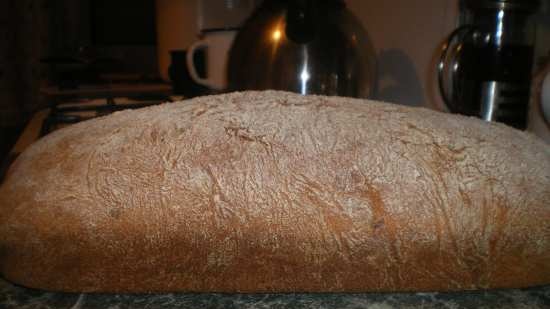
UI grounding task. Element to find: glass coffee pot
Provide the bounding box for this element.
[438,0,540,129]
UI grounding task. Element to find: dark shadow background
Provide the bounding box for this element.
[0,0,158,166]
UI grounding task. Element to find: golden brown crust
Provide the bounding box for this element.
[0,91,549,293]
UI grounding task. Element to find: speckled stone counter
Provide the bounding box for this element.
[1,279,549,309]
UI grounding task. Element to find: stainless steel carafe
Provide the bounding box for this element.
[439,0,540,130]
[227,0,376,98]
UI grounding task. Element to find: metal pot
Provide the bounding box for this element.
[227,0,376,98]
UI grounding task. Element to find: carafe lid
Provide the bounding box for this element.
[465,0,540,12]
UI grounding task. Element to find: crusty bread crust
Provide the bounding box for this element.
[0,91,549,293]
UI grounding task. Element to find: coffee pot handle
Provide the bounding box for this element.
[438,26,476,112]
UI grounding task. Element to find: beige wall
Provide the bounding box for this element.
[345,0,458,109]
[156,0,200,81]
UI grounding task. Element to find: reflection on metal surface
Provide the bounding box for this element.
[272,29,282,42]
[480,81,530,126]
[495,9,505,45]
[481,81,498,121]
[300,47,310,94]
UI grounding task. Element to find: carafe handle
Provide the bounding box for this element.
[438,26,476,112]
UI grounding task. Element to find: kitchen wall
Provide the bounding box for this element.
[156,0,459,109]
[346,0,458,110]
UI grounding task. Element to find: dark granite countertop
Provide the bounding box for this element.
[1,278,549,309]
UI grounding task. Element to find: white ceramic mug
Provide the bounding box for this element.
[186,31,237,91]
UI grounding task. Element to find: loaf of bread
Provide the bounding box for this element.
[0,91,549,293]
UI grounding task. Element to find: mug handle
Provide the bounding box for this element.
[186,40,216,89]
[541,71,550,125]
[438,26,476,112]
